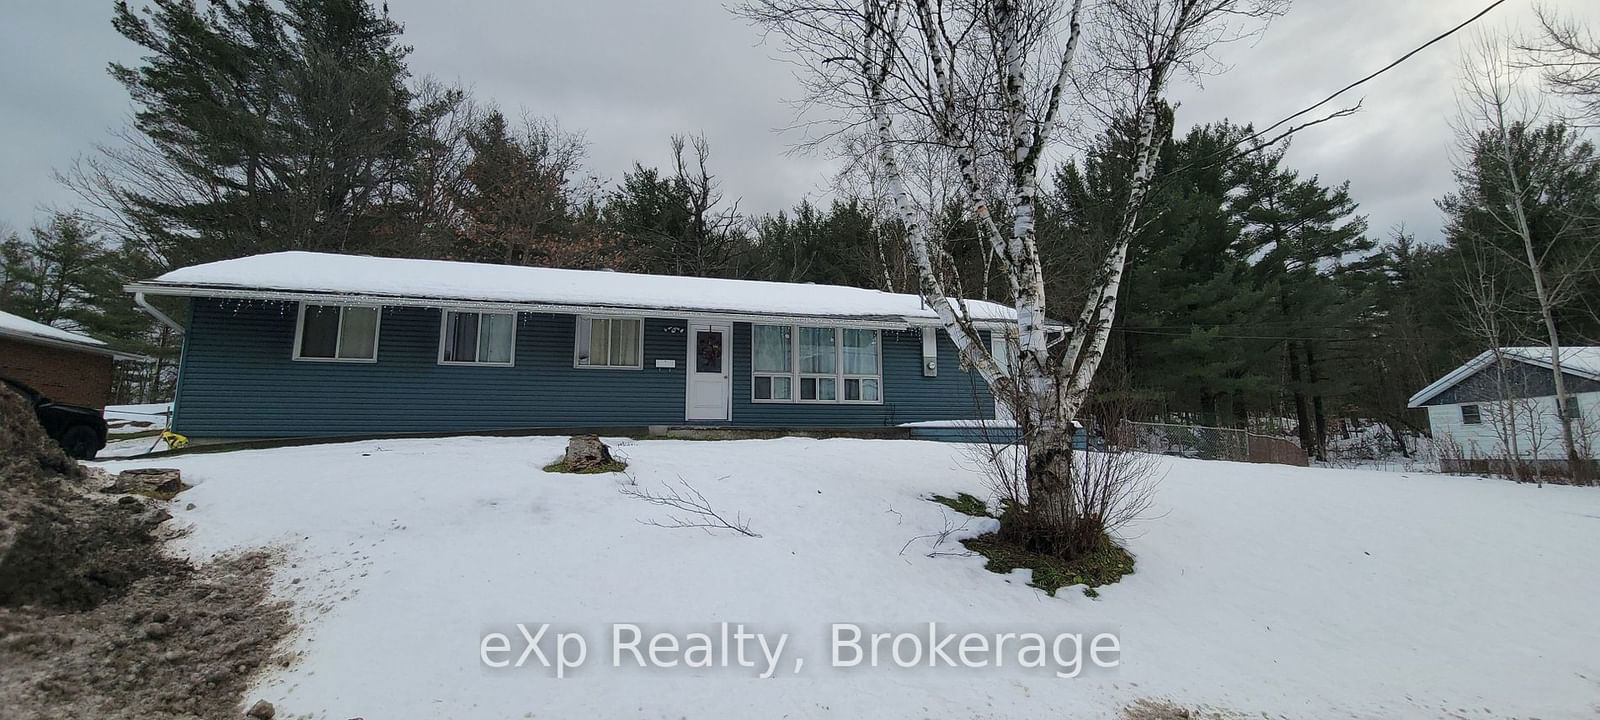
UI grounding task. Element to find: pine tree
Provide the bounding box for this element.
[604,136,747,277]
[452,111,614,268]
[76,0,453,267]
[1234,149,1374,459]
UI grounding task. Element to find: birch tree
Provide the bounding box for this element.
[741,0,1285,555]
[1446,35,1600,483]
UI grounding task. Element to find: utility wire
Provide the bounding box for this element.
[1237,0,1510,152]
[1130,0,1513,195]
[1114,327,1373,342]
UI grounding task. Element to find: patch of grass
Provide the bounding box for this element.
[542,460,629,474]
[962,533,1134,597]
[928,492,991,517]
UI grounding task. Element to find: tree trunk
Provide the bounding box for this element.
[1306,343,1328,462]
[1498,118,1590,485]
[1386,421,1411,458]
[1006,415,1096,556]
[1287,341,1315,459]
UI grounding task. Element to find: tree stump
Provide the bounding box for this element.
[102,468,184,495]
[562,435,615,472]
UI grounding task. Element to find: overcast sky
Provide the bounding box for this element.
[1,0,1594,246]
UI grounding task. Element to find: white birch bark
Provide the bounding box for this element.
[742,0,1284,543]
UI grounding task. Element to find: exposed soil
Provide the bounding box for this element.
[1119,698,1251,719]
[0,386,293,719]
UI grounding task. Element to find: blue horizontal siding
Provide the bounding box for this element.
[172,298,993,437]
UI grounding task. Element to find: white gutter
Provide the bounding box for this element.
[125,282,1017,332]
[134,291,186,335]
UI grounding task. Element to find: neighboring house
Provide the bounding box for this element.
[127,252,1018,439]
[0,310,141,410]
[1408,346,1600,472]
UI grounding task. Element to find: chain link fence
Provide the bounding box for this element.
[1119,420,1308,467]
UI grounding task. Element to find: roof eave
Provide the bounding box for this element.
[126,281,1017,330]
[1404,348,1600,408]
[1407,350,1494,408]
[0,326,146,362]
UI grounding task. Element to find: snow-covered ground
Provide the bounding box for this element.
[99,402,175,458]
[94,437,1600,719]
[104,402,172,436]
[99,436,172,459]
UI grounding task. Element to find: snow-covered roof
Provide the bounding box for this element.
[129,251,1017,326]
[0,309,107,349]
[1407,346,1600,408]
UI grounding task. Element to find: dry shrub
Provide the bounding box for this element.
[961,424,1162,554]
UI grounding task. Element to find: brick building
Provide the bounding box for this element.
[0,311,138,409]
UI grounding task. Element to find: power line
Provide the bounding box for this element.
[1114,327,1373,342]
[1137,0,1513,192]
[1239,0,1510,151]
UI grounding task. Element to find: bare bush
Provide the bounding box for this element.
[959,423,1162,550]
[900,514,977,558]
[619,477,761,538]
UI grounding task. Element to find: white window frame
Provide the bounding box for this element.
[839,328,883,403]
[750,325,794,401]
[796,326,839,404]
[751,324,883,405]
[437,310,517,367]
[291,302,381,363]
[573,316,645,370]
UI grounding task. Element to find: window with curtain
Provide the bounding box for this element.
[841,328,881,402]
[296,303,380,361]
[751,324,881,404]
[797,327,837,401]
[440,311,515,365]
[575,317,643,368]
[752,324,793,400]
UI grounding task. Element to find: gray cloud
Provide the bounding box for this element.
[1,0,1593,247]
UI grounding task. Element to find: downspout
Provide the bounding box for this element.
[134,290,187,430]
[134,292,184,335]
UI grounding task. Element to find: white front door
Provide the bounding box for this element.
[686,322,731,422]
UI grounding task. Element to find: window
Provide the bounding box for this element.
[751,325,792,400]
[1461,404,1482,425]
[295,303,380,362]
[439,311,515,366]
[842,328,881,402]
[798,327,837,401]
[751,324,882,404]
[1565,401,1582,420]
[575,317,643,369]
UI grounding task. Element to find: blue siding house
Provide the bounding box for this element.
[128,252,1017,439]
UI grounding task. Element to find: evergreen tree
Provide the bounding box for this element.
[2,214,114,328]
[1233,147,1373,458]
[604,136,748,277]
[76,0,454,267]
[1438,121,1600,343]
[452,110,616,268]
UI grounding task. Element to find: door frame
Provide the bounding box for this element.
[683,319,733,423]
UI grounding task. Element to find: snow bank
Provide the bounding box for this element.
[95,437,1600,718]
[142,252,1016,323]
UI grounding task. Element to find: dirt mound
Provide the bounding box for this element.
[0,386,186,610]
[0,386,293,718]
